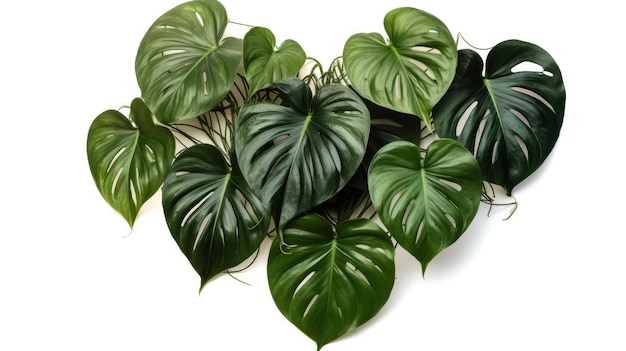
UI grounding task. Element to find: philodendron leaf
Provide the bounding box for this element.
[432,40,566,194]
[162,144,269,290]
[368,139,482,273]
[135,0,242,124]
[343,7,458,130]
[87,98,175,228]
[235,77,370,232]
[267,214,395,350]
[243,26,306,98]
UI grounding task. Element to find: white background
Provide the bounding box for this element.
[1,0,624,350]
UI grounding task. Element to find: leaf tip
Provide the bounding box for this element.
[421,262,429,278]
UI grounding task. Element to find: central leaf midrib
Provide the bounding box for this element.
[323,238,339,329]
[205,170,232,276]
[483,77,510,185]
[483,78,504,132]
[171,44,220,103]
[289,112,313,171]
[419,166,429,234]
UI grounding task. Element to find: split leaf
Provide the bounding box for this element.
[162,144,269,290]
[368,139,482,272]
[87,98,175,227]
[433,40,566,194]
[267,214,395,350]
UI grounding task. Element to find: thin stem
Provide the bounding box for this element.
[228,20,256,29]
[480,182,518,220]
[456,32,494,51]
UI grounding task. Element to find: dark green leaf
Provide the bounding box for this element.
[343,7,457,130]
[87,98,175,227]
[368,139,482,272]
[235,78,370,231]
[135,0,242,124]
[267,214,395,350]
[243,27,306,98]
[162,144,269,290]
[432,40,566,194]
[356,89,422,168]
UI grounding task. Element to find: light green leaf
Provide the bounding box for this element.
[87,98,175,227]
[243,26,306,98]
[135,0,242,124]
[432,40,566,194]
[235,78,370,232]
[368,139,482,272]
[343,7,457,130]
[162,144,269,290]
[267,214,395,350]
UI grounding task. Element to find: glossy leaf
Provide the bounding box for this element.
[343,7,457,130]
[267,214,395,350]
[235,77,370,231]
[243,26,306,98]
[162,144,269,289]
[135,0,242,124]
[432,40,566,194]
[368,139,482,272]
[87,98,175,227]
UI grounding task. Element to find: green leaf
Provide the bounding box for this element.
[368,139,482,272]
[162,144,269,290]
[87,98,175,227]
[135,0,242,124]
[267,214,395,350]
[343,7,458,130]
[235,78,370,231]
[432,40,566,194]
[243,26,306,98]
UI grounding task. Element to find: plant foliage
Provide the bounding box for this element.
[162,144,269,289]
[87,98,175,227]
[87,0,566,349]
[235,77,370,233]
[368,139,483,272]
[135,0,242,124]
[268,214,394,350]
[432,40,565,194]
[343,7,458,130]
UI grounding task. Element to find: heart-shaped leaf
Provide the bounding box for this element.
[243,26,306,98]
[432,40,566,194]
[235,77,370,232]
[162,144,269,290]
[87,98,175,227]
[135,0,242,124]
[267,214,395,350]
[368,139,482,272]
[343,7,458,130]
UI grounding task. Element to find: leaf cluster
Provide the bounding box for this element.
[86,0,566,349]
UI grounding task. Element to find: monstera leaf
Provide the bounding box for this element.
[135,0,242,124]
[162,144,269,290]
[343,7,457,130]
[87,98,175,228]
[368,139,482,272]
[267,214,395,350]
[235,77,370,232]
[243,26,306,98]
[432,40,566,194]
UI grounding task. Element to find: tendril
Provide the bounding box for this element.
[456,32,494,51]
